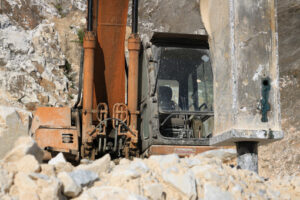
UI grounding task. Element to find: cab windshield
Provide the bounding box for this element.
[156,47,214,139]
[157,47,213,112]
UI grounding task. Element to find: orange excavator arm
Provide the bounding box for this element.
[93,0,129,116]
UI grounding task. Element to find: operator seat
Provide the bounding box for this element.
[158,86,176,111]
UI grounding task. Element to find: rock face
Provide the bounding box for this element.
[1,137,300,200]
[0,0,86,158]
[0,106,31,158]
[258,0,300,178]
[128,0,206,40]
[0,0,86,110]
[3,136,43,163]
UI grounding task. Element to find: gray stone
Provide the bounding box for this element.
[149,154,180,168]
[143,184,164,200]
[14,172,39,199]
[3,136,44,163]
[198,149,237,162]
[58,172,82,198]
[183,157,204,168]
[76,186,147,200]
[68,170,99,187]
[111,167,141,180]
[0,107,31,159]
[231,184,243,194]
[76,154,111,176]
[0,168,13,193]
[54,162,74,173]
[109,159,149,181]
[80,159,92,165]
[40,164,56,177]
[127,0,205,41]
[36,176,63,200]
[162,168,197,200]
[237,153,258,173]
[204,184,234,200]
[192,165,222,182]
[48,153,66,165]
[129,159,149,173]
[16,155,41,173]
[29,172,50,181]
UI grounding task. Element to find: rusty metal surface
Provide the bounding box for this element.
[82,32,96,146]
[35,128,79,152]
[97,103,108,122]
[127,34,141,132]
[148,145,230,156]
[94,0,129,116]
[31,107,71,134]
[97,103,108,136]
[113,103,129,128]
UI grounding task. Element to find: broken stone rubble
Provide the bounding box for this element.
[0,137,299,200]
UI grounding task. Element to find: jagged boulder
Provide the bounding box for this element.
[16,155,41,173]
[3,136,43,163]
[75,154,111,176]
[0,138,299,200]
[0,167,13,194]
[58,172,82,198]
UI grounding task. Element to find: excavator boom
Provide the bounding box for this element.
[93,0,129,115]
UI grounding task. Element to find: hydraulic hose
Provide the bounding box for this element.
[87,0,93,31]
[132,0,138,34]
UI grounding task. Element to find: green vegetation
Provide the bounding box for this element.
[62,60,72,76]
[61,60,74,82]
[60,60,77,95]
[70,28,85,46]
[77,29,85,45]
[68,94,74,100]
[53,0,66,17]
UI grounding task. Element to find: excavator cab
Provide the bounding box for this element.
[139,33,216,155]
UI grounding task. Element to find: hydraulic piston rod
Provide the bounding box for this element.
[82,0,96,157]
[128,0,140,132]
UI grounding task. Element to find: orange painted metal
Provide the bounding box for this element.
[148,145,226,156]
[112,103,129,128]
[96,103,108,136]
[97,103,108,122]
[127,34,141,132]
[31,107,71,134]
[82,31,96,144]
[31,107,80,156]
[35,128,79,153]
[94,0,129,116]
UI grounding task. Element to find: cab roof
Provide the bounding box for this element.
[150,32,209,49]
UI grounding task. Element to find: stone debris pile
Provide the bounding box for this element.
[0,137,299,200]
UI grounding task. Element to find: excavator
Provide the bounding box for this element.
[30,0,220,160]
